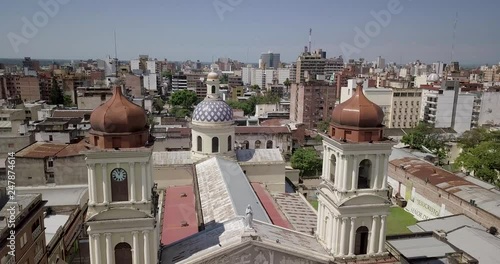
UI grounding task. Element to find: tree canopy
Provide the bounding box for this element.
[169,90,198,110]
[401,123,448,165]
[291,148,322,176]
[152,98,165,114]
[456,128,500,187]
[226,94,280,116]
[49,78,64,105]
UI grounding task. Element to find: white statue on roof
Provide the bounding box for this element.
[245,204,253,229]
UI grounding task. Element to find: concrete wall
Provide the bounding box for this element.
[35,131,73,144]
[240,163,285,193]
[454,94,474,134]
[77,95,111,110]
[54,155,87,185]
[479,92,500,126]
[0,133,34,158]
[15,158,46,186]
[153,165,193,189]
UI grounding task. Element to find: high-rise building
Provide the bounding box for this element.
[260,52,280,69]
[290,81,336,129]
[325,57,344,79]
[376,56,385,69]
[295,50,326,83]
[318,79,393,257]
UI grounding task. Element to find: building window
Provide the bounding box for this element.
[243,140,249,149]
[227,136,232,151]
[197,136,202,152]
[254,140,261,149]
[48,159,54,168]
[114,243,132,264]
[212,137,219,153]
[8,143,14,148]
[357,159,372,189]
[354,226,369,255]
[211,85,216,94]
[266,140,273,149]
[49,135,53,141]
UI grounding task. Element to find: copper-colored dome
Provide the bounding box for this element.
[90,87,147,133]
[331,80,384,128]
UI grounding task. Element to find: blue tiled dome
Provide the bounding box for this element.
[192,99,233,123]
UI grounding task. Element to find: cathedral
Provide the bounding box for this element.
[84,73,394,263]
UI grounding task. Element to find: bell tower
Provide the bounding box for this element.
[316,80,394,258]
[85,86,159,264]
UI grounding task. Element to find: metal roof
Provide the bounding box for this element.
[16,185,88,206]
[391,158,500,219]
[161,185,198,246]
[446,226,500,264]
[236,149,284,164]
[196,157,271,228]
[387,235,456,260]
[153,151,193,166]
[408,214,483,233]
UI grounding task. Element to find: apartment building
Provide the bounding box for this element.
[0,194,47,264]
[76,86,112,109]
[290,81,335,129]
[295,50,326,83]
[260,52,280,69]
[324,57,344,78]
[391,89,422,128]
[422,81,475,134]
[18,76,41,102]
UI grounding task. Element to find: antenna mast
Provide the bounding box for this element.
[114,30,119,78]
[451,12,458,62]
[308,28,312,53]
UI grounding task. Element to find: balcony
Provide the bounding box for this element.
[32,225,42,240]
[34,248,44,264]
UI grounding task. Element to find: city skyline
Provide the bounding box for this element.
[1,0,500,64]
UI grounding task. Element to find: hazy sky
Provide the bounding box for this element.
[1,0,499,64]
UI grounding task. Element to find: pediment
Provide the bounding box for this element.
[198,242,325,264]
[341,194,388,206]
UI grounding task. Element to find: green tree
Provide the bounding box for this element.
[169,90,198,110]
[152,98,165,114]
[161,71,173,80]
[170,107,192,119]
[250,85,260,91]
[220,74,229,84]
[49,78,64,105]
[317,120,330,133]
[401,123,433,149]
[283,78,291,88]
[402,123,448,165]
[63,95,74,107]
[291,148,322,176]
[456,128,500,187]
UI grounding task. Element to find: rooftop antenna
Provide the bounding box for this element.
[114,30,119,78]
[451,12,458,62]
[308,28,312,54]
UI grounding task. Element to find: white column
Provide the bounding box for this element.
[147,161,152,197]
[143,230,151,264]
[335,216,342,255]
[322,146,328,180]
[339,217,347,256]
[105,233,113,264]
[382,155,388,189]
[88,164,97,205]
[129,162,136,202]
[342,156,349,191]
[369,216,379,254]
[337,154,343,190]
[132,231,139,264]
[373,154,380,189]
[325,215,331,249]
[348,217,356,256]
[102,164,109,204]
[141,163,147,202]
[93,234,101,264]
[332,216,338,254]
[317,202,323,238]
[351,155,358,191]
[89,233,95,264]
[378,216,387,253]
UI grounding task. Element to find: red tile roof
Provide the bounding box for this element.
[16,139,90,158]
[52,110,93,118]
[161,185,198,246]
[235,126,290,134]
[251,183,293,229]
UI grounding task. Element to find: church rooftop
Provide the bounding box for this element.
[161,185,198,246]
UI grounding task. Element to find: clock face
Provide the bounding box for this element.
[111,168,127,182]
